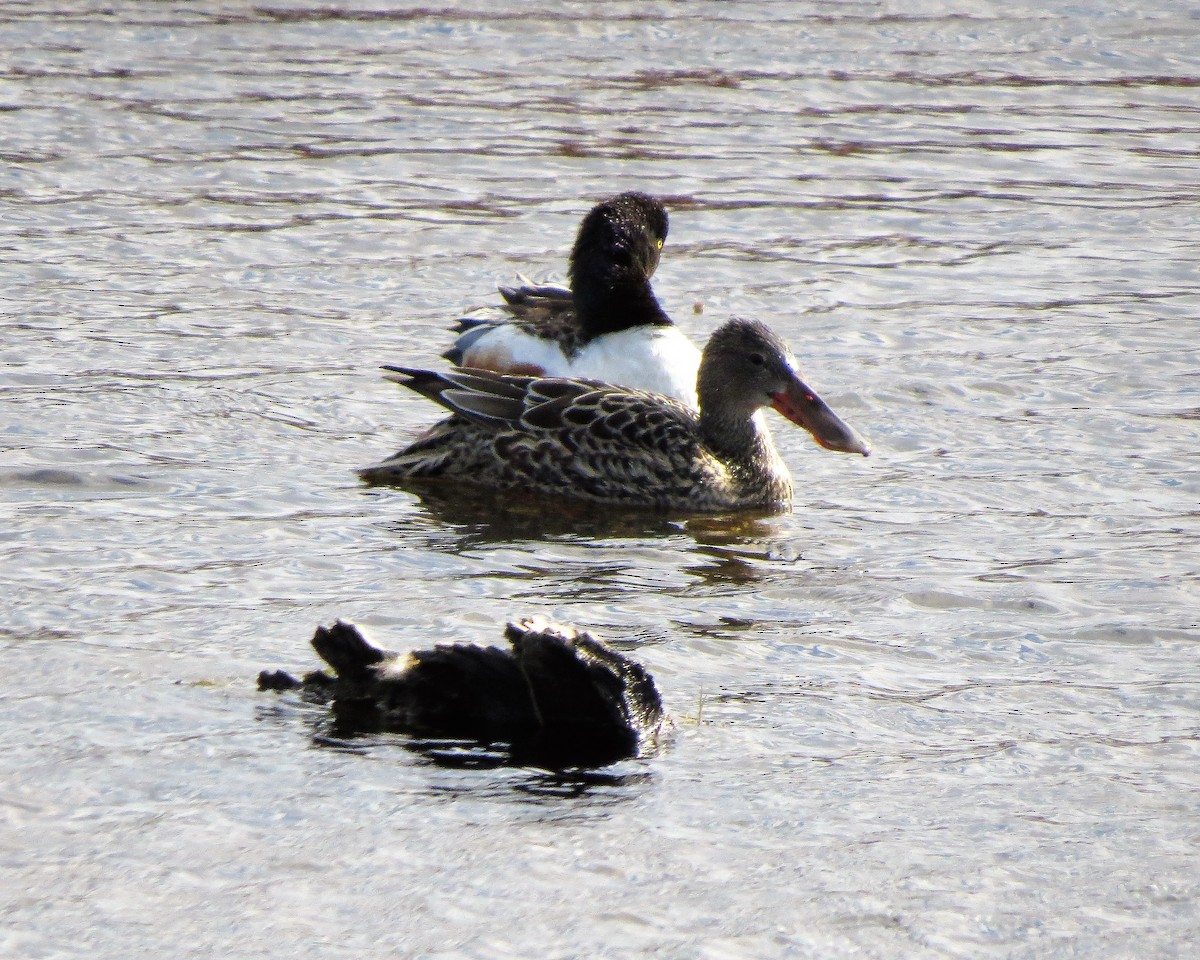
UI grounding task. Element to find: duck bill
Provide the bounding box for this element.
[772,379,871,456]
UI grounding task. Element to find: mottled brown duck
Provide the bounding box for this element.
[361,317,870,512]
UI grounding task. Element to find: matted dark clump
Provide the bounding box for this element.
[259,617,668,769]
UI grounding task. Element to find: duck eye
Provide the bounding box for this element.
[656,238,664,250]
[748,353,765,366]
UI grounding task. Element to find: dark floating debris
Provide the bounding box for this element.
[259,617,669,769]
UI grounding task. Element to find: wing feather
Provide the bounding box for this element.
[364,362,739,509]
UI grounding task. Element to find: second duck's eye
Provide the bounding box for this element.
[748,353,765,366]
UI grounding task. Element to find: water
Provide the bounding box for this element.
[2,2,1198,957]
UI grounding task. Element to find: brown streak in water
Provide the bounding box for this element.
[632,69,744,90]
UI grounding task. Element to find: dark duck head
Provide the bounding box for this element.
[568,191,672,338]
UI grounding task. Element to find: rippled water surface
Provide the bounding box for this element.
[3,2,1198,957]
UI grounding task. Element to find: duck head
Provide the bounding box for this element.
[569,192,671,334]
[698,318,871,457]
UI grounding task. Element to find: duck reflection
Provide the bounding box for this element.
[369,482,811,587]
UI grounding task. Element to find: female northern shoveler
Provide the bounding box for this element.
[360,317,870,512]
[443,191,702,408]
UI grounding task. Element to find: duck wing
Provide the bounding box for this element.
[443,278,581,371]
[382,366,529,426]
[366,366,712,499]
[384,366,697,446]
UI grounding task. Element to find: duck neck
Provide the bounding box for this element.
[700,408,791,502]
[700,405,772,468]
[572,275,671,339]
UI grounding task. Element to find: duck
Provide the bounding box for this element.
[258,616,668,768]
[443,191,702,408]
[359,317,870,512]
